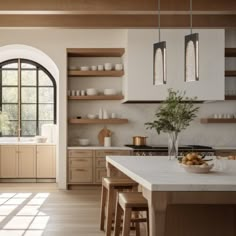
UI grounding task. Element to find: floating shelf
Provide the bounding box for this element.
[225,95,236,100]
[225,48,236,57]
[225,71,236,77]
[69,118,129,124]
[68,70,124,77]
[200,118,236,124]
[68,95,124,100]
[67,48,125,57]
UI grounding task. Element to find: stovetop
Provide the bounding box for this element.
[125,145,213,151]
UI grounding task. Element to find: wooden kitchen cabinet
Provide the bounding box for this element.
[68,150,93,184]
[67,149,132,186]
[18,146,36,178]
[37,145,56,178]
[0,145,18,178]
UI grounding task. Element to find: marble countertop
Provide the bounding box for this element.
[68,146,133,150]
[106,156,236,192]
[213,146,236,150]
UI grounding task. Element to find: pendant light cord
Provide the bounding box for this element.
[158,0,161,42]
[190,0,193,34]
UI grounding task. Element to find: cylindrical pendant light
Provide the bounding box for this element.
[185,0,199,82]
[153,0,167,85]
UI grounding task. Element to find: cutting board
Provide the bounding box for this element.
[98,127,112,146]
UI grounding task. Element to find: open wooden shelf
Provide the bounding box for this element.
[68,70,124,77]
[68,95,124,100]
[69,118,129,124]
[201,118,236,124]
[225,71,236,77]
[225,48,236,57]
[67,48,125,57]
[225,95,236,100]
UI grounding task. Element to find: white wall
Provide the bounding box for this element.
[0,29,235,189]
[125,29,225,101]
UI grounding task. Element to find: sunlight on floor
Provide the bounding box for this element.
[0,192,50,236]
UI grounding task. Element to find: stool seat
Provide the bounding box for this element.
[119,192,148,209]
[102,177,138,189]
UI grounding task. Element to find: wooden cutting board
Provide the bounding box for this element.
[98,127,112,146]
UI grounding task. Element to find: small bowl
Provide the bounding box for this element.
[87,114,97,119]
[80,66,89,71]
[180,163,214,174]
[86,88,98,96]
[104,88,117,95]
[78,139,90,146]
[35,136,47,143]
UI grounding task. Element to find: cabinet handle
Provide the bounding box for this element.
[75,169,87,172]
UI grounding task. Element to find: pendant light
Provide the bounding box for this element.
[185,0,199,82]
[153,0,167,85]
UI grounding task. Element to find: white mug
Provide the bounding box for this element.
[104,63,112,71]
[98,65,104,71]
[81,90,86,96]
[71,90,76,96]
[111,112,116,119]
[91,65,97,71]
[76,90,80,96]
[115,64,123,71]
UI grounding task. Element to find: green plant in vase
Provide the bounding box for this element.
[145,89,199,159]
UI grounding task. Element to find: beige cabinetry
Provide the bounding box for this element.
[0,144,56,180]
[68,149,132,185]
[37,146,56,178]
[0,145,18,178]
[18,146,36,178]
[68,150,93,183]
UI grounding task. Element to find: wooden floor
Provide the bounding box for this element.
[0,183,105,236]
[0,183,144,236]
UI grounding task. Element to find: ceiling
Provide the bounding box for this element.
[0,0,235,28]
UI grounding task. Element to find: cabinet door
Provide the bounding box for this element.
[69,167,93,183]
[0,145,18,178]
[37,146,56,178]
[95,168,107,183]
[18,146,36,178]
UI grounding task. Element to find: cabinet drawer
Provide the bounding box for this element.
[68,150,93,158]
[95,168,107,183]
[95,157,106,168]
[96,150,130,158]
[69,167,93,183]
[69,157,92,168]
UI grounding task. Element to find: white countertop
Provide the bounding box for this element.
[68,146,133,150]
[106,156,236,192]
[213,146,236,150]
[0,141,55,145]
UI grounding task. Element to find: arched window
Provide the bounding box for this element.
[0,59,56,137]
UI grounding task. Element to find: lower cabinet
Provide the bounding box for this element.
[68,149,132,185]
[18,146,36,178]
[0,145,56,179]
[37,146,56,178]
[0,145,18,178]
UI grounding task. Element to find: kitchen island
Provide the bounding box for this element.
[106,156,236,236]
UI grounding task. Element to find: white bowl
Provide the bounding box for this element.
[86,88,98,96]
[180,163,214,174]
[104,63,113,71]
[104,88,117,95]
[35,136,47,143]
[78,139,90,146]
[80,66,89,71]
[87,114,97,119]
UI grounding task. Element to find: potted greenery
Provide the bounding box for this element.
[145,89,199,159]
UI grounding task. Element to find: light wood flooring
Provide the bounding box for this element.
[0,183,145,236]
[0,183,105,236]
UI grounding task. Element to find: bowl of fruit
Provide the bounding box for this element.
[178,152,214,173]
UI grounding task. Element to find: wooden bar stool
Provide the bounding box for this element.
[114,192,149,236]
[100,177,138,236]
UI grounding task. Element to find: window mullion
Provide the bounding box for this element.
[18,59,21,139]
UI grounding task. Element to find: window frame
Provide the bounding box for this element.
[0,58,57,137]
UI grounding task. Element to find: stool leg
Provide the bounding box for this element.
[114,203,123,236]
[105,188,115,236]
[122,208,132,236]
[146,209,149,236]
[134,212,140,236]
[100,185,107,231]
